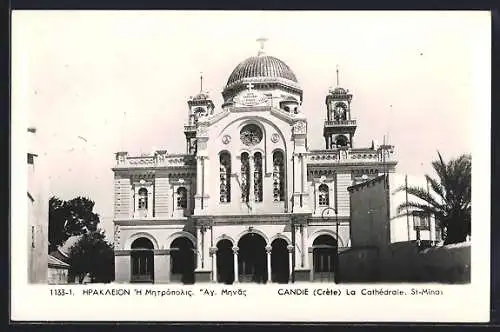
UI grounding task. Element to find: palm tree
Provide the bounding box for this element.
[396,152,471,245]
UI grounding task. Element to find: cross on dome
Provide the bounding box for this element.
[256,37,268,56]
[246,82,255,90]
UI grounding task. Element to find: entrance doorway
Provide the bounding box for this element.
[271,238,289,283]
[130,237,154,283]
[170,237,195,284]
[312,234,337,282]
[216,239,234,284]
[238,233,267,283]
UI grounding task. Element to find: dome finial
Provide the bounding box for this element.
[200,71,203,93]
[256,37,268,56]
[336,64,340,87]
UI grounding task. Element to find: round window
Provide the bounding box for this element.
[240,124,263,146]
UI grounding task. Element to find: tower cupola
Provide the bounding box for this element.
[323,66,357,149]
[184,73,215,154]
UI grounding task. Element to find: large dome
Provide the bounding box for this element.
[226,55,298,87]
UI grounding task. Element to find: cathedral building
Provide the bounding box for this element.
[112,41,397,284]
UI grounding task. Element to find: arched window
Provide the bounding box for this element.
[240,153,250,202]
[254,152,263,202]
[284,106,290,113]
[220,152,231,203]
[318,184,329,206]
[334,103,347,121]
[177,187,187,209]
[273,151,285,202]
[170,237,195,284]
[312,235,337,280]
[335,135,348,148]
[138,188,148,210]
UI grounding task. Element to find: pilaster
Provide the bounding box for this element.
[153,251,170,283]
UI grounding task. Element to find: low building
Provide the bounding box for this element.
[340,173,469,283]
[48,235,82,283]
[48,255,70,284]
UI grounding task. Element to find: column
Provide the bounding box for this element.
[196,157,203,195]
[266,245,272,283]
[201,157,207,209]
[233,246,239,283]
[134,186,139,218]
[210,247,217,282]
[293,155,300,193]
[171,187,175,217]
[300,154,308,208]
[231,156,241,204]
[154,250,170,283]
[129,187,134,218]
[248,155,255,203]
[308,247,314,281]
[196,227,203,269]
[300,154,306,193]
[287,245,294,283]
[147,188,153,218]
[195,156,203,211]
[114,252,131,283]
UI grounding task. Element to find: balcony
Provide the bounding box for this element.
[184,125,196,132]
[308,146,396,164]
[114,153,196,168]
[323,119,357,127]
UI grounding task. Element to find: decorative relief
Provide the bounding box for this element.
[114,224,120,249]
[197,125,208,136]
[233,84,268,107]
[240,124,263,146]
[222,135,231,145]
[293,121,306,135]
[309,153,338,161]
[271,133,280,143]
[129,157,156,165]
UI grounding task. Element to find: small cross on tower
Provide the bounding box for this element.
[200,71,203,93]
[336,65,340,87]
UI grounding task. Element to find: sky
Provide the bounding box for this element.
[12,11,490,240]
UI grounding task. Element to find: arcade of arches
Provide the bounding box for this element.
[130,236,196,284]
[127,232,339,284]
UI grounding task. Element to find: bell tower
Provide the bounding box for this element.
[184,72,215,154]
[323,66,357,149]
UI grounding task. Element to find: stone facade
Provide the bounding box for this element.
[112,48,397,284]
[28,127,49,284]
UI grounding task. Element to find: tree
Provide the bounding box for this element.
[68,230,115,283]
[396,152,471,245]
[49,196,100,252]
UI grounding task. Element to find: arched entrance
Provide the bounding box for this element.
[216,239,234,284]
[130,237,154,283]
[312,234,337,282]
[271,238,289,283]
[170,237,195,284]
[238,233,267,283]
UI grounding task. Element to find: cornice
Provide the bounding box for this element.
[114,218,190,226]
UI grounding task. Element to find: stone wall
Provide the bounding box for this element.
[338,241,471,283]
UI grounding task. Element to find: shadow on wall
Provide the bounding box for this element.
[338,241,471,284]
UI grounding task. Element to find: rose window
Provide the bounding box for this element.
[240,124,263,146]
